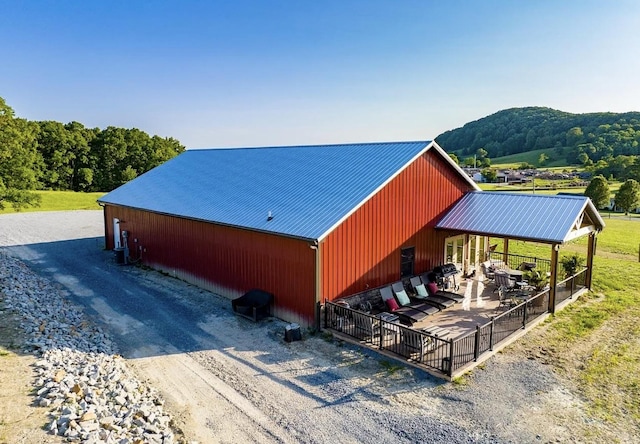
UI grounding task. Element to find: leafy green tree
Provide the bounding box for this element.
[481,168,497,182]
[448,153,459,164]
[0,97,41,210]
[584,175,610,209]
[538,153,549,166]
[577,152,591,166]
[463,156,476,167]
[615,179,640,215]
[566,127,584,146]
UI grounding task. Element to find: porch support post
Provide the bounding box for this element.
[548,244,559,313]
[586,233,596,289]
[503,238,509,264]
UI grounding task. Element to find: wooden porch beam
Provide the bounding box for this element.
[586,233,596,289]
[548,244,559,313]
[503,238,509,264]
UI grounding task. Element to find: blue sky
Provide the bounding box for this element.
[2,1,639,149]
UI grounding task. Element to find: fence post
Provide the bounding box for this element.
[316,301,321,331]
[324,301,328,329]
[447,339,455,377]
[489,318,495,351]
[379,318,383,350]
[522,301,528,328]
[473,325,481,361]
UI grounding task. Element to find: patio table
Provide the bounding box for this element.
[508,269,524,282]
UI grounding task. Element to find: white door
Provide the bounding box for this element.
[444,235,465,270]
[113,218,121,249]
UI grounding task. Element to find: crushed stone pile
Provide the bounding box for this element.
[0,253,176,443]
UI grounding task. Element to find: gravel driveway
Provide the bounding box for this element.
[0,211,594,444]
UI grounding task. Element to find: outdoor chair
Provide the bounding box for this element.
[401,328,431,362]
[391,281,441,314]
[495,287,517,312]
[494,271,517,292]
[420,272,466,303]
[351,311,380,342]
[380,286,434,324]
[408,276,455,309]
[480,261,495,282]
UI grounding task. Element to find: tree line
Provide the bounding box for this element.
[0,96,185,210]
[436,106,640,165]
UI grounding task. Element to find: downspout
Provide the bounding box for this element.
[311,240,321,329]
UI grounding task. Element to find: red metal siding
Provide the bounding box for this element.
[103,206,317,325]
[321,149,473,300]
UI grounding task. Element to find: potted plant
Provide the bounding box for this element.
[560,254,585,290]
[560,254,585,279]
[524,270,548,292]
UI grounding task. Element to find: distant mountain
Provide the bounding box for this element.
[435,107,640,162]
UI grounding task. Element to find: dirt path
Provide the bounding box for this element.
[0,210,630,443]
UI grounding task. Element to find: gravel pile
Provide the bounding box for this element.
[0,253,176,443]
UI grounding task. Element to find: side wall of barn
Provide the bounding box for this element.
[103,207,317,326]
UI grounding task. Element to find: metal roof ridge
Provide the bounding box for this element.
[316,141,433,241]
[473,191,588,199]
[185,140,431,152]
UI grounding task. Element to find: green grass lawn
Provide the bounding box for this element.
[491,148,574,168]
[505,217,640,430]
[0,190,105,214]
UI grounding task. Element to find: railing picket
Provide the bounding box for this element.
[473,325,480,361]
[489,319,494,351]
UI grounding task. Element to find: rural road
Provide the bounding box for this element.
[0,210,590,444]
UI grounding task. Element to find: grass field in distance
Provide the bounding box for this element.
[0,190,105,214]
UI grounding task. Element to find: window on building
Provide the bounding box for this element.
[400,247,415,277]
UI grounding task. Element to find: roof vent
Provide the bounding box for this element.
[267,211,274,222]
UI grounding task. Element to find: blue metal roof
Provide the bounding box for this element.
[435,192,605,244]
[99,141,441,240]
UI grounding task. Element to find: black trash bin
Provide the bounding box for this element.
[114,247,125,264]
[284,323,302,342]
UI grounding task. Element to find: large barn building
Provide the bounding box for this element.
[97,141,481,326]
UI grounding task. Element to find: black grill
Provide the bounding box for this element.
[434,263,458,278]
[433,263,459,291]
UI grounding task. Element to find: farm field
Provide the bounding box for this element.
[0,190,105,214]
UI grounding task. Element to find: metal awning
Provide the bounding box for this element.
[435,192,605,244]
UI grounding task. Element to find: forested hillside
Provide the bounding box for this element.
[436,107,640,164]
[0,96,184,209]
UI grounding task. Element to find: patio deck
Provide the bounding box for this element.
[408,275,524,338]
[324,269,586,379]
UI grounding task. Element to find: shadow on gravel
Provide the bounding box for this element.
[3,236,443,404]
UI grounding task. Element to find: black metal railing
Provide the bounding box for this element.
[488,251,551,276]
[555,268,587,306]
[449,289,549,373]
[324,302,454,375]
[324,276,588,377]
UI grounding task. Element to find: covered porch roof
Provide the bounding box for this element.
[435,192,606,244]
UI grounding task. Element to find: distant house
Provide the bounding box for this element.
[606,197,640,213]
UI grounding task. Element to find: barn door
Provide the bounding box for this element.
[113,218,121,249]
